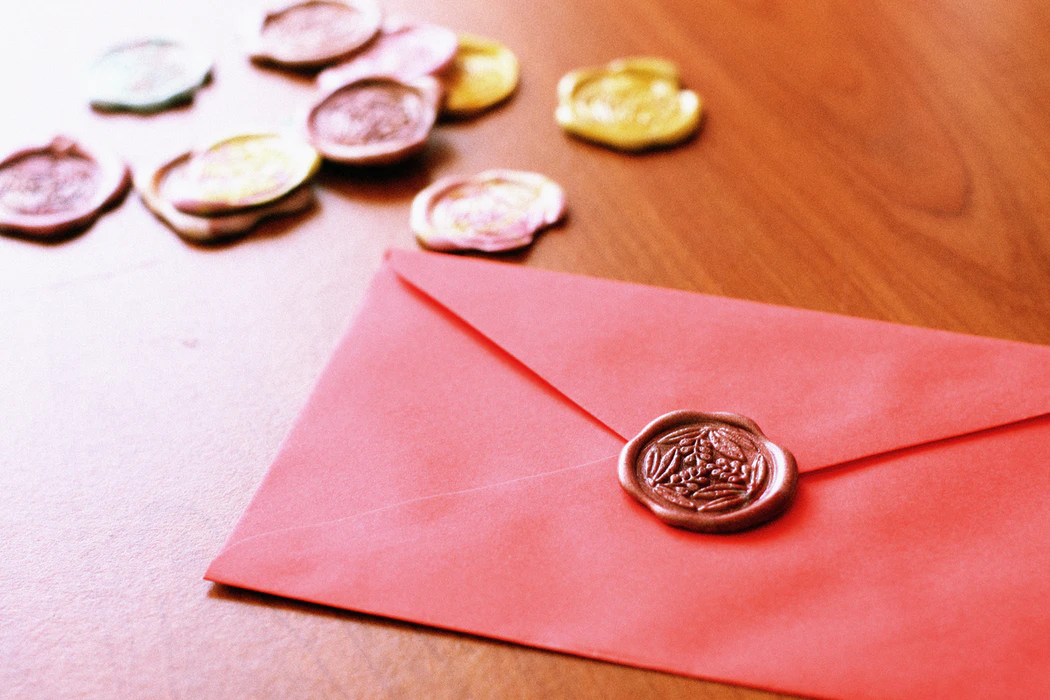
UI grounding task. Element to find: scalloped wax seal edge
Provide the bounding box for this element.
[618,410,798,534]
[410,169,565,253]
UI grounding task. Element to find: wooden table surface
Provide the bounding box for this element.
[3,0,1049,698]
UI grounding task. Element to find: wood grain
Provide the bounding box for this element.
[2,0,1049,698]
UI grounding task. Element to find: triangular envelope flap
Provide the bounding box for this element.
[388,250,1050,472]
[212,260,622,549]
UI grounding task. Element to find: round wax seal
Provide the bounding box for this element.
[249,0,382,69]
[317,16,458,90]
[86,38,212,113]
[305,75,440,165]
[619,411,797,533]
[166,133,320,215]
[440,34,519,118]
[555,57,702,151]
[411,169,565,253]
[0,136,130,240]
[139,152,315,242]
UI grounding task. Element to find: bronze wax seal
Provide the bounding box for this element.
[619,411,797,533]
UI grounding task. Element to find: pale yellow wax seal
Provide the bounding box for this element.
[441,34,519,117]
[138,151,315,243]
[555,57,702,151]
[166,133,321,216]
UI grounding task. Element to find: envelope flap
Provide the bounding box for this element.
[389,250,1050,472]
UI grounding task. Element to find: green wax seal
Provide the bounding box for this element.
[86,38,212,113]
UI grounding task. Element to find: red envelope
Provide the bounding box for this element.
[207,249,1050,699]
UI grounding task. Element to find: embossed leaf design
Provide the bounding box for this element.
[657,426,708,445]
[748,454,766,491]
[638,422,771,515]
[709,429,745,460]
[699,495,747,513]
[652,485,698,509]
[653,447,680,482]
[642,446,660,482]
[694,485,746,498]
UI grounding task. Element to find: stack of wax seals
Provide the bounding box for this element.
[307,17,456,165]
[300,16,453,166]
[138,133,321,242]
[250,0,522,169]
[555,57,702,151]
[0,136,130,241]
[248,0,542,251]
[410,170,565,253]
[86,38,213,113]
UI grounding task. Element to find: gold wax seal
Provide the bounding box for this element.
[441,34,519,117]
[555,57,701,151]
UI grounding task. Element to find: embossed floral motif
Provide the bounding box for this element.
[639,423,768,514]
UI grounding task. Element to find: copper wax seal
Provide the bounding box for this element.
[619,411,797,533]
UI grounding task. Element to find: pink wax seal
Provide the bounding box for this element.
[249,0,382,70]
[0,136,130,240]
[411,169,566,253]
[317,16,458,89]
[305,75,440,165]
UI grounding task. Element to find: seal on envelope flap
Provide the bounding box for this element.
[619,410,797,533]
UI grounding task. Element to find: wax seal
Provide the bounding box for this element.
[86,38,212,113]
[138,152,315,242]
[410,169,565,253]
[440,33,519,118]
[619,411,797,533]
[0,136,130,240]
[555,57,702,151]
[249,0,382,70]
[317,16,458,90]
[305,75,440,165]
[165,133,320,215]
